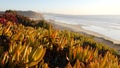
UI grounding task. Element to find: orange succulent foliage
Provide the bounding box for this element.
[0,11,120,68]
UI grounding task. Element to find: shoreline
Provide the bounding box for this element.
[49,20,120,51]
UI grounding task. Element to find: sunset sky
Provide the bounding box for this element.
[0,0,120,15]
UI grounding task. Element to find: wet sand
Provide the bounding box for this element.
[50,20,120,52]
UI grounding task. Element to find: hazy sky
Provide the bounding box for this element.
[0,0,120,15]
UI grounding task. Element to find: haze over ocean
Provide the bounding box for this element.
[0,0,120,15]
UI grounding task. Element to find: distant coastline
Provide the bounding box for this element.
[43,14,120,43]
[47,20,120,51]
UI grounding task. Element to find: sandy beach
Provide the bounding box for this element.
[49,20,120,52]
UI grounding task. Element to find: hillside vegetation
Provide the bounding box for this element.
[0,10,44,20]
[0,10,120,68]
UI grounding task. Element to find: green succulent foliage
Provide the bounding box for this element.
[0,15,119,68]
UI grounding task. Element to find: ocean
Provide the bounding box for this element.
[43,13,120,44]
